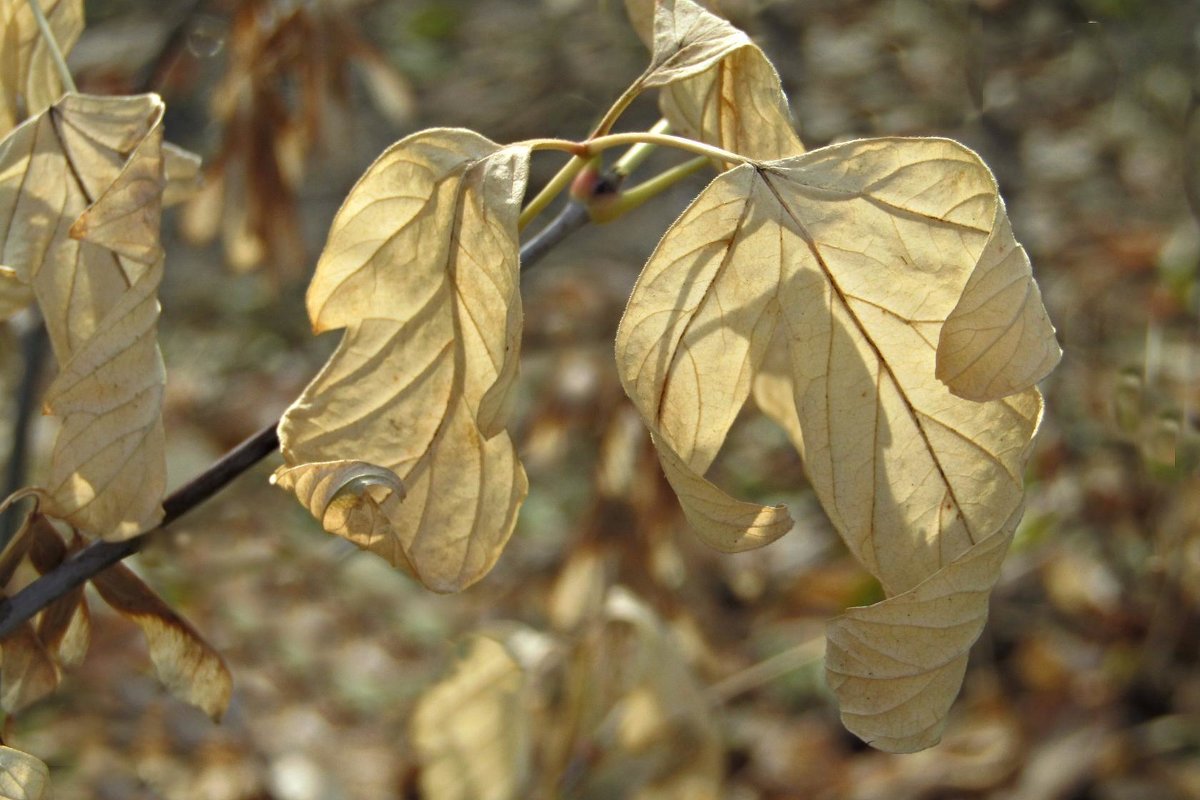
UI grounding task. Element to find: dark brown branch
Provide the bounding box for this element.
[0,200,590,639]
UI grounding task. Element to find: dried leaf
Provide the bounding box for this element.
[634,0,749,90]
[0,0,84,136]
[277,128,530,592]
[936,207,1061,400]
[412,635,532,800]
[161,141,203,207]
[0,746,50,799]
[91,562,233,720]
[627,0,803,161]
[0,93,171,540]
[0,516,60,715]
[26,516,89,669]
[0,265,32,319]
[826,508,1022,752]
[615,137,1056,751]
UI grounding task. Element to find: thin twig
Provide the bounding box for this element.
[26,0,77,94]
[0,214,590,639]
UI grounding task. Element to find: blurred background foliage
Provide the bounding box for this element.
[2,0,1200,797]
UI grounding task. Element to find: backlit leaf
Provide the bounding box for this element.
[0,746,50,799]
[26,516,89,669]
[936,208,1061,400]
[627,0,803,161]
[277,128,530,592]
[0,93,174,540]
[633,0,749,91]
[0,0,84,136]
[91,562,233,720]
[0,514,59,714]
[412,635,533,800]
[826,507,1022,752]
[615,137,1056,751]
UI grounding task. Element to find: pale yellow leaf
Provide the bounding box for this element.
[91,562,233,720]
[412,635,532,800]
[936,206,1062,400]
[0,746,50,800]
[0,0,84,136]
[826,507,1022,752]
[616,137,1056,750]
[0,93,169,540]
[278,128,530,591]
[626,0,803,161]
[634,0,750,90]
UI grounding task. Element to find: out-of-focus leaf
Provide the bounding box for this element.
[0,93,171,540]
[90,562,232,720]
[600,588,722,799]
[616,137,1055,751]
[0,0,84,136]
[276,128,530,592]
[936,209,1061,400]
[412,635,532,800]
[0,746,50,799]
[161,142,203,207]
[626,0,803,160]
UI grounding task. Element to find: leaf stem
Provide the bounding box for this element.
[611,118,670,178]
[519,155,586,232]
[527,133,750,168]
[25,0,77,94]
[588,79,644,139]
[594,156,709,222]
[0,206,595,640]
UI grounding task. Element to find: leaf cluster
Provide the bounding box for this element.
[0,1,1062,786]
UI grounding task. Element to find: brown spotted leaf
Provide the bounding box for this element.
[277,128,529,592]
[615,137,1056,751]
[0,93,175,540]
[91,562,232,720]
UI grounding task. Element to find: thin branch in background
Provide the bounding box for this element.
[0,210,592,639]
[1,320,49,551]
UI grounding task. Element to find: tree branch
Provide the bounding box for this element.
[0,200,591,639]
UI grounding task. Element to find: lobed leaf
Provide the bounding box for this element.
[936,208,1062,400]
[0,746,50,799]
[0,93,181,540]
[91,562,233,720]
[616,137,1057,751]
[627,0,803,161]
[277,128,530,592]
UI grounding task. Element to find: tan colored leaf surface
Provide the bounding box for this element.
[826,507,1022,752]
[91,562,233,720]
[615,137,1056,751]
[936,207,1061,400]
[634,0,749,90]
[161,141,203,207]
[626,0,803,161]
[277,128,530,592]
[0,93,170,540]
[412,635,532,800]
[0,746,50,800]
[0,0,84,136]
[0,265,32,319]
